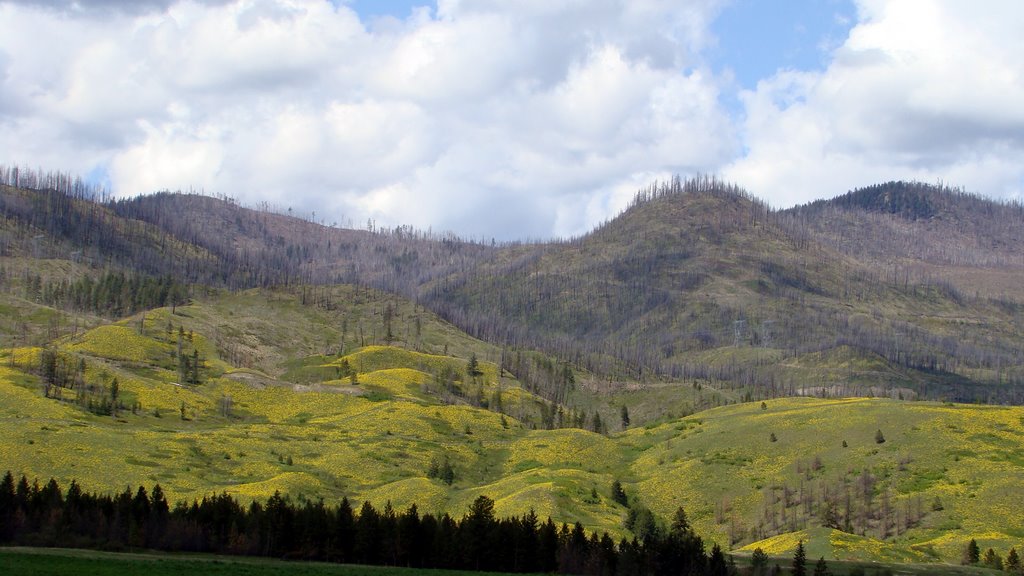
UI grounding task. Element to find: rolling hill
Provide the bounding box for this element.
[4,170,1024,569]
[0,288,1022,565]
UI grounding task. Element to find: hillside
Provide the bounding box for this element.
[787,181,1024,271]
[425,178,1024,403]
[0,289,632,536]
[4,174,1024,406]
[1,291,1022,565]
[784,182,1024,304]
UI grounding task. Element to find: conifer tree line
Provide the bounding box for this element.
[0,472,729,575]
[17,270,188,318]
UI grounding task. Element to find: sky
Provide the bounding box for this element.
[1,0,1023,240]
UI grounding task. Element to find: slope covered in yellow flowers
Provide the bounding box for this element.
[2,288,1023,567]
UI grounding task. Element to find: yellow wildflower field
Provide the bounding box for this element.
[5,321,1024,566]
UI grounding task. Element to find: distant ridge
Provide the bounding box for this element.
[3,170,1024,403]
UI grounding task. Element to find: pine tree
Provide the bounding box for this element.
[813,556,830,576]
[671,506,690,534]
[1005,547,1020,573]
[792,540,807,576]
[439,457,455,485]
[708,543,728,576]
[109,378,119,416]
[611,479,628,506]
[751,547,769,576]
[964,538,980,565]
[983,548,1003,570]
[620,405,630,429]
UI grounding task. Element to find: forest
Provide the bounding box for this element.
[0,472,726,576]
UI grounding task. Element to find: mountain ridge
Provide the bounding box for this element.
[3,174,1023,403]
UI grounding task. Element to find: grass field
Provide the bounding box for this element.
[1,547,1005,576]
[0,547,527,576]
[2,290,1023,568]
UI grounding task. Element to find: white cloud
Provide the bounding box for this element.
[726,0,1024,207]
[0,0,736,239]
[5,0,1022,239]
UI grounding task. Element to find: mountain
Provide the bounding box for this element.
[3,173,1024,406]
[425,178,1024,402]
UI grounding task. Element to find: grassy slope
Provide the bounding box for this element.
[0,288,628,536]
[624,398,1024,562]
[1,288,1023,566]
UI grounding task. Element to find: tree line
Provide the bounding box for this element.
[20,270,189,318]
[0,472,728,575]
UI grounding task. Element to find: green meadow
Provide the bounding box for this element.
[2,287,1023,568]
[0,548,527,576]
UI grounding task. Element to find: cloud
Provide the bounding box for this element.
[0,0,737,239]
[5,0,1021,240]
[726,0,1024,206]
[2,0,234,17]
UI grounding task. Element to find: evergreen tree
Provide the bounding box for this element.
[1006,547,1020,573]
[814,556,830,576]
[0,472,14,542]
[708,543,728,576]
[983,548,1003,570]
[354,500,381,565]
[620,405,630,429]
[671,506,690,534]
[610,479,628,506]
[335,496,355,562]
[439,457,455,486]
[751,547,770,576]
[964,538,980,565]
[793,540,807,576]
[463,495,495,569]
[467,354,480,378]
[109,378,119,416]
